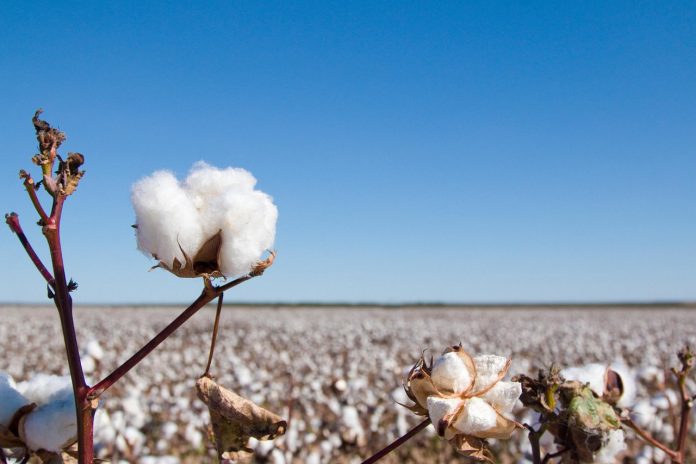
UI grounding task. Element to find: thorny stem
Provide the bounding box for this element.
[361,418,431,464]
[204,293,224,376]
[5,213,55,286]
[89,275,252,398]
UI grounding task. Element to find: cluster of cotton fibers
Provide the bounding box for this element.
[131,162,277,278]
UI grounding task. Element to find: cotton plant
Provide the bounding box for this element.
[4,111,282,463]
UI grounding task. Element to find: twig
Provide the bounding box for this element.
[90,274,254,398]
[622,417,678,460]
[525,423,543,464]
[5,213,55,286]
[361,418,431,464]
[20,174,50,224]
[203,293,224,376]
[542,447,569,463]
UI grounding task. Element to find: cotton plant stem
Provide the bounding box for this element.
[89,274,253,398]
[361,418,431,464]
[21,175,50,224]
[5,213,55,286]
[622,417,678,460]
[44,196,95,464]
[674,371,693,463]
[525,424,543,464]
[204,293,224,376]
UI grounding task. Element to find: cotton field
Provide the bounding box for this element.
[1,305,695,463]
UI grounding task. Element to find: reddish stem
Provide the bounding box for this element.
[361,418,430,464]
[21,175,50,224]
[622,417,678,460]
[89,275,251,398]
[43,195,95,464]
[5,213,55,286]
[674,372,693,463]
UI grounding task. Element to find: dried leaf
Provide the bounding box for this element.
[196,376,286,461]
[250,250,276,276]
[449,435,495,463]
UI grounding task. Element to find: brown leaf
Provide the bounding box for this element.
[449,434,495,463]
[196,376,287,461]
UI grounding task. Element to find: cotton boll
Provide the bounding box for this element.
[482,381,522,417]
[132,163,277,278]
[21,388,76,452]
[431,352,472,393]
[84,340,105,361]
[0,371,29,427]
[131,170,204,268]
[610,362,637,408]
[453,397,498,436]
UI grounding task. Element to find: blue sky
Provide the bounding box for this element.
[1,1,694,304]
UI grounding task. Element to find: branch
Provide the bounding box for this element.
[5,213,55,286]
[361,418,431,464]
[525,423,543,464]
[622,417,678,460]
[203,293,224,376]
[19,172,50,224]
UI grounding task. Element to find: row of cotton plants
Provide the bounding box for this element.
[1,306,695,463]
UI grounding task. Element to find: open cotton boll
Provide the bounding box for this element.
[22,388,76,452]
[17,373,72,405]
[132,162,277,278]
[610,362,637,408]
[431,352,473,393]
[0,371,29,427]
[132,170,204,269]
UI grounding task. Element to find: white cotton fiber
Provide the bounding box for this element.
[132,162,277,277]
[431,352,472,394]
[453,397,498,435]
[16,373,72,405]
[22,387,76,452]
[595,429,627,463]
[561,363,607,397]
[482,381,522,417]
[473,355,508,392]
[131,170,203,269]
[0,371,29,427]
[426,396,459,431]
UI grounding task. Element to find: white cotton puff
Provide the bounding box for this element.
[84,339,105,361]
[452,397,498,436]
[131,170,204,269]
[561,363,607,397]
[482,381,522,417]
[16,374,72,406]
[132,162,277,277]
[595,429,627,464]
[22,387,76,452]
[431,352,473,394]
[0,371,29,427]
[473,355,508,392]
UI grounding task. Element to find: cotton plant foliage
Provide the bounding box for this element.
[403,345,522,462]
[131,162,278,278]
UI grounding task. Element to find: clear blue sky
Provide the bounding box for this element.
[1,1,694,304]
